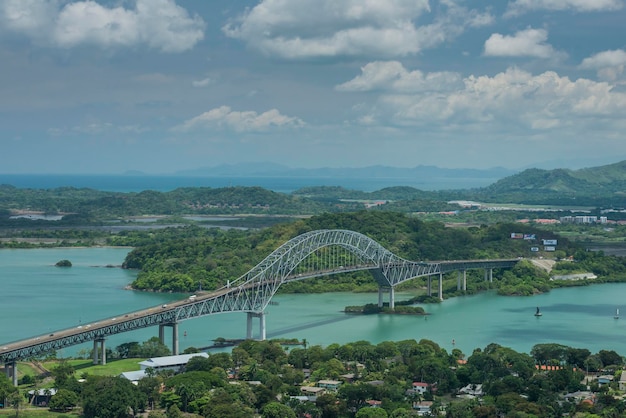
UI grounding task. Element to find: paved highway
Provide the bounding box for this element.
[0,287,232,360]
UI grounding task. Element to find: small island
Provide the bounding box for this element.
[345,303,426,315]
[55,259,72,267]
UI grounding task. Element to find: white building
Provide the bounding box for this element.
[139,352,209,374]
[121,352,210,382]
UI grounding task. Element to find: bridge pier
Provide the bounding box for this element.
[427,276,432,297]
[377,287,395,310]
[159,323,179,355]
[246,312,266,341]
[438,273,443,301]
[457,270,467,292]
[92,338,106,365]
[484,268,493,282]
[5,360,17,386]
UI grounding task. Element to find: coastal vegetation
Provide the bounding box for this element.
[110,210,626,300]
[1,160,625,228]
[2,161,626,416]
[6,336,626,418]
[119,211,571,295]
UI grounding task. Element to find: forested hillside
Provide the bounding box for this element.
[118,211,575,294]
[0,185,336,219]
[472,160,626,205]
[2,159,626,223]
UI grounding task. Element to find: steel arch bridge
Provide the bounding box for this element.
[1,229,518,380]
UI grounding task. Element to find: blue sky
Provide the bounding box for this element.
[1,0,626,174]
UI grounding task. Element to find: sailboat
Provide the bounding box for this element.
[534,307,542,317]
[615,308,620,319]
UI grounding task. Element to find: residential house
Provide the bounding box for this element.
[411,382,429,395]
[458,383,484,398]
[300,386,325,402]
[619,372,626,391]
[413,400,433,416]
[317,380,342,391]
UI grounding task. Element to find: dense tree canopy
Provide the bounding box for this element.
[122,211,583,294]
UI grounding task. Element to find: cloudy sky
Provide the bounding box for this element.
[1,0,626,174]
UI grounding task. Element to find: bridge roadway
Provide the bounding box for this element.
[2,226,522,386]
[0,257,518,377]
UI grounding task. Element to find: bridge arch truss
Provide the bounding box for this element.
[1,230,518,370]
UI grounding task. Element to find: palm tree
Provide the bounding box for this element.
[43,388,52,407]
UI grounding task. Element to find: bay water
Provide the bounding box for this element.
[1,247,626,358]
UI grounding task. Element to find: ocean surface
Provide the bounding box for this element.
[2,247,626,357]
[0,174,499,194]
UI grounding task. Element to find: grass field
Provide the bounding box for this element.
[0,409,81,418]
[39,358,144,378]
[0,358,147,417]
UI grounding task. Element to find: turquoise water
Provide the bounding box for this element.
[1,247,626,357]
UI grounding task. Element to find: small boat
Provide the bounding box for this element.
[534,307,542,317]
[615,308,620,319]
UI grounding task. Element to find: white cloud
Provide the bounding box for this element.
[505,0,623,16]
[484,28,559,58]
[192,77,214,88]
[339,65,626,134]
[174,106,305,133]
[0,0,205,52]
[49,122,147,136]
[336,61,462,92]
[0,0,58,33]
[580,49,626,81]
[223,0,493,59]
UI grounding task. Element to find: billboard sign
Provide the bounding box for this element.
[524,234,536,240]
[511,233,524,239]
[530,247,539,252]
[544,246,556,252]
[542,239,557,246]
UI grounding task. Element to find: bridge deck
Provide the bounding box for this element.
[1,255,519,363]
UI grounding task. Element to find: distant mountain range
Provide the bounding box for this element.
[285,160,626,207]
[175,163,517,180]
[172,161,626,205]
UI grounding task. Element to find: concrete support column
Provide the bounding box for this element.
[159,325,165,345]
[378,288,384,308]
[246,312,254,339]
[101,339,106,365]
[93,339,106,365]
[457,271,461,291]
[93,340,99,365]
[484,270,488,282]
[489,268,493,283]
[259,312,266,341]
[157,323,178,355]
[427,276,432,296]
[246,312,266,340]
[438,273,443,301]
[463,270,467,292]
[389,287,395,310]
[172,322,179,355]
[5,361,17,386]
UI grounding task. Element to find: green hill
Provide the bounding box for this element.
[472,160,626,205]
